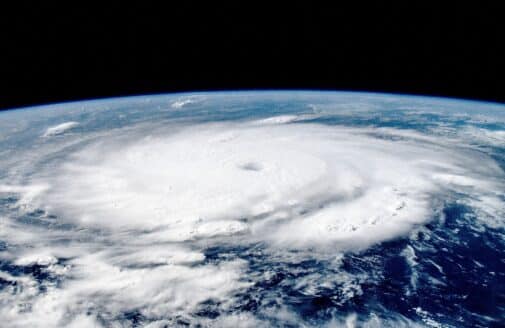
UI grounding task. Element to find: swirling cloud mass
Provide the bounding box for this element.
[0,93,504,327]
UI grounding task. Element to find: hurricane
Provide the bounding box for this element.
[0,91,504,327]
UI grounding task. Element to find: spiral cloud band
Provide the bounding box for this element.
[33,122,503,248]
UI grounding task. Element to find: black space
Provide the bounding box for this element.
[0,3,504,110]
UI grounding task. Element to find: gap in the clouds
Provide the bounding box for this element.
[120,310,146,327]
[471,122,505,131]
[14,207,76,232]
[194,299,223,319]
[0,257,69,291]
[0,195,18,207]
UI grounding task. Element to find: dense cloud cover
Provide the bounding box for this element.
[0,93,504,327]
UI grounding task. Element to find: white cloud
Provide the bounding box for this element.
[42,121,79,137]
[171,97,200,108]
[252,114,319,125]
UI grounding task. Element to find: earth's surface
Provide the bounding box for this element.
[0,91,504,327]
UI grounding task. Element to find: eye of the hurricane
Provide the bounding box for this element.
[238,162,263,171]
